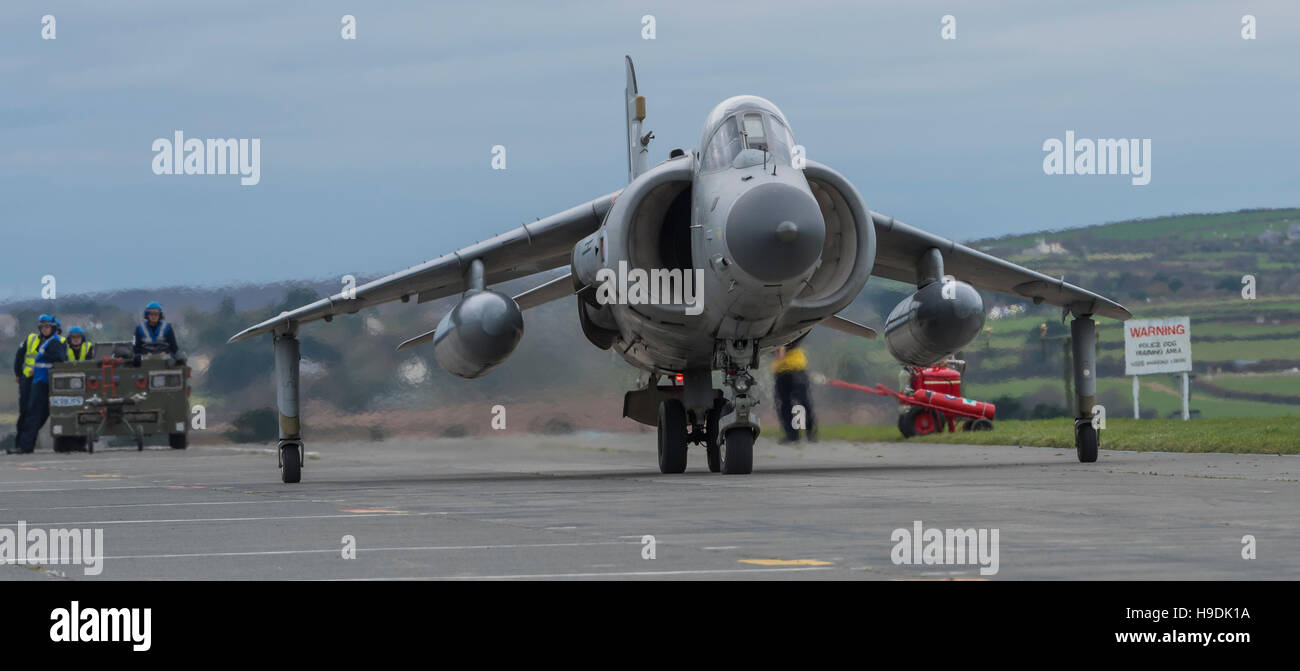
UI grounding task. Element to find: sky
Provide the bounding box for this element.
[2,0,1297,300]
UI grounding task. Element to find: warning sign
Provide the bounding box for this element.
[1124,316,1192,375]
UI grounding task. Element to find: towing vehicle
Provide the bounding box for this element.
[47,341,191,452]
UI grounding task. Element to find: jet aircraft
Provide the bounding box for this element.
[231,57,1130,483]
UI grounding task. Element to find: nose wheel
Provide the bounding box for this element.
[720,427,754,474]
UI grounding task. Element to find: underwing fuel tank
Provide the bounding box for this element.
[884,280,985,366]
[432,290,524,378]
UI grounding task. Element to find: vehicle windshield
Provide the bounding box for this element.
[701,112,794,172]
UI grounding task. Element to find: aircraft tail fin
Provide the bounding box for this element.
[625,55,650,183]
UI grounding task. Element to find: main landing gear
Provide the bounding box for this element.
[654,350,760,475]
[656,395,724,474]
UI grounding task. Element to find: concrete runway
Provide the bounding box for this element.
[1,435,1295,580]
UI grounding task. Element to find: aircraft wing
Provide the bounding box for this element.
[869,211,1131,321]
[228,191,619,343]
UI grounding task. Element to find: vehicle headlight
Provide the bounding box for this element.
[53,374,84,391]
[149,372,183,390]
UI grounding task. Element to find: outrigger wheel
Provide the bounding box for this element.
[279,441,303,483]
[134,426,144,451]
[1074,420,1098,463]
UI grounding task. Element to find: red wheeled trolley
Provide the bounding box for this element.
[830,363,996,438]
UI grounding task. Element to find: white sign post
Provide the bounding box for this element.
[1124,317,1193,420]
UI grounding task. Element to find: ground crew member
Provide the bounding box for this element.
[11,314,55,442]
[65,327,94,361]
[772,342,816,443]
[134,301,179,359]
[11,316,66,454]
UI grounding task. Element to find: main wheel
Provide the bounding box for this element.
[281,443,302,483]
[1075,422,1098,463]
[704,406,721,473]
[721,427,754,475]
[53,436,76,453]
[657,399,688,474]
[169,432,188,449]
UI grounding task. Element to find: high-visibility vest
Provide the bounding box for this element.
[30,335,65,382]
[21,332,39,378]
[772,347,808,374]
[139,321,169,343]
[67,341,93,361]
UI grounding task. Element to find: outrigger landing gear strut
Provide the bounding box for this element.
[274,331,304,483]
[1070,314,1099,463]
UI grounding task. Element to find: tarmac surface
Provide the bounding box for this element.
[1,434,1296,580]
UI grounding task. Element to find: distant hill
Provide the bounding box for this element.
[968,207,1300,301]
[950,207,1300,420]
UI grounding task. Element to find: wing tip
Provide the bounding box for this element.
[226,328,257,344]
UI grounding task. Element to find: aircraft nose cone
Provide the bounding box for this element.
[725,182,825,282]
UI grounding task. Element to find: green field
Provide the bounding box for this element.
[959,376,1300,418]
[1205,373,1300,396]
[821,418,1300,454]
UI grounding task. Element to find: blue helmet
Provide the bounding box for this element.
[68,326,85,337]
[37,314,56,330]
[143,301,164,319]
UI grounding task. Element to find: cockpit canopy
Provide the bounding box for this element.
[698,95,795,172]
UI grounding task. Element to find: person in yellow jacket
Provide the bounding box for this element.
[64,327,94,362]
[772,343,816,443]
[9,315,64,454]
[11,315,59,445]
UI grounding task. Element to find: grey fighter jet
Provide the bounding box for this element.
[231,57,1130,483]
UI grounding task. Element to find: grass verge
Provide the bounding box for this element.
[819,417,1300,454]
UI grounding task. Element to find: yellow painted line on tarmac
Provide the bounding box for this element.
[739,559,834,567]
[82,474,121,478]
[341,509,408,514]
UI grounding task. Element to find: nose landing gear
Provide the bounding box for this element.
[717,366,759,475]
